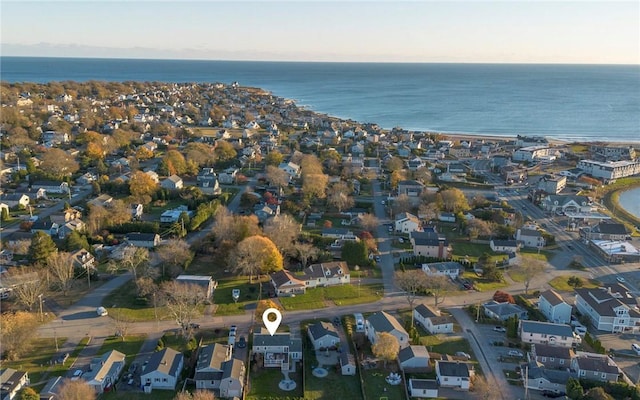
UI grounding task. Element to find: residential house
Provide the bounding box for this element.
[438,212,456,223]
[398,345,430,371]
[501,165,528,183]
[537,175,567,194]
[131,203,144,220]
[538,290,572,324]
[408,379,438,398]
[175,275,217,299]
[141,348,184,392]
[145,170,160,183]
[529,344,575,370]
[490,239,520,254]
[413,304,454,334]
[571,352,620,382]
[512,146,557,162]
[519,321,581,348]
[321,228,357,241]
[270,270,307,297]
[365,311,410,349]
[583,221,629,241]
[307,321,340,350]
[76,172,97,186]
[435,360,474,390]
[410,230,451,258]
[194,343,245,398]
[574,285,640,333]
[160,206,193,223]
[39,376,64,400]
[252,329,303,370]
[516,228,546,249]
[14,188,47,202]
[31,181,69,194]
[278,162,301,180]
[87,194,114,208]
[483,301,528,321]
[31,219,59,236]
[0,194,29,209]
[70,249,96,271]
[0,368,29,400]
[161,175,184,190]
[394,212,421,234]
[589,145,637,162]
[218,168,238,184]
[524,362,573,395]
[125,233,161,248]
[397,180,424,198]
[542,195,593,214]
[339,352,356,376]
[82,350,126,394]
[253,204,280,223]
[302,261,350,288]
[421,261,461,280]
[449,146,471,158]
[49,208,82,225]
[57,219,85,239]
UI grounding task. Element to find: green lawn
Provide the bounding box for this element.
[2,337,68,385]
[451,242,507,263]
[460,271,507,291]
[279,284,383,311]
[246,367,303,399]
[361,367,406,400]
[549,275,600,292]
[103,280,170,322]
[213,278,263,315]
[520,249,554,262]
[96,334,147,367]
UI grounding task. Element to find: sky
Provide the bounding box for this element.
[1,1,638,64]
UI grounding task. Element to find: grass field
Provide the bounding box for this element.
[303,338,363,400]
[278,284,383,311]
[102,390,177,400]
[460,270,507,292]
[97,334,147,366]
[1,337,68,385]
[246,368,303,399]
[549,275,600,292]
[451,242,507,263]
[361,367,405,400]
[103,280,170,322]
[213,278,262,315]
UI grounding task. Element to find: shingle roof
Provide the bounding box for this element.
[414,304,437,319]
[308,321,339,341]
[367,311,408,336]
[520,321,574,337]
[437,361,471,377]
[410,379,437,390]
[398,345,429,363]
[575,354,619,375]
[539,290,566,307]
[253,331,303,353]
[532,344,574,360]
[593,222,628,235]
[144,348,183,377]
[411,231,448,246]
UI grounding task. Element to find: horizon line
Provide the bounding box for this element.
[1,54,639,67]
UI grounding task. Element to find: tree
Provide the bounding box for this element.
[213,140,237,162]
[64,230,91,252]
[28,231,58,264]
[18,387,39,400]
[56,379,96,400]
[111,309,131,341]
[40,148,79,177]
[120,247,151,289]
[341,241,369,266]
[293,242,319,268]
[5,267,47,311]
[264,150,284,166]
[513,259,546,294]
[566,377,584,400]
[385,156,404,172]
[371,332,400,368]
[47,252,75,296]
[413,166,432,184]
[359,213,379,233]
[303,173,329,200]
[567,275,584,289]
[392,194,412,215]
[129,170,158,200]
[161,149,188,175]
[160,281,207,337]
[395,270,429,327]
[440,188,470,212]
[471,376,502,400]
[263,214,300,256]
[327,182,354,212]
[465,218,493,240]
[0,311,38,360]
[184,142,213,166]
[583,387,614,400]
[156,239,194,278]
[265,165,289,189]
[425,275,455,307]
[231,236,283,283]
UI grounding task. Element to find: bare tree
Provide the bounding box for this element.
[327,182,354,212]
[293,242,320,268]
[111,309,131,341]
[120,246,151,290]
[56,379,96,400]
[4,267,47,311]
[265,165,289,189]
[466,218,493,240]
[160,281,207,337]
[47,252,75,296]
[418,202,439,222]
[395,270,429,327]
[174,391,216,400]
[359,213,379,233]
[156,239,193,278]
[513,258,547,294]
[392,194,413,215]
[425,275,455,307]
[263,214,300,256]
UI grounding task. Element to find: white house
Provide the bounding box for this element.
[421,261,461,280]
[82,350,126,394]
[398,345,430,371]
[161,175,184,190]
[538,290,572,324]
[365,311,410,349]
[542,195,593,214]
[519,321,581,348]
[413,304,454,334]
[131,203,144,219]
[31,181,69,194]
[270,270,307,297]
[252,329,303,370]
[125,233,161,248]
[339,352,356,376]
[175,275,217,299]
[574,285,640,333]
[141,348,184,392]
[435,360,474,390]
[408,379,438,398]
[307,321,340,350]
[302,262,350,288]
[394,212,420,234]
[517,228,546,249]
[278,162,301,180]
[0,368,29,400]
[490,239,520,253]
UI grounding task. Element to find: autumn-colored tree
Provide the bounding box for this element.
[265,165,289,189]
[56,379,96,400]
[156,239,194,278]
[303,173,329,200]
[255,299,283,324]
[493,290,515,304]
[18,387,39,400]
[162,149,188,175]
[264,150,284,166]
[466,218,493,240]
[359,231,377,253]
[327,182,354,212]
[440,188,470,212]
[135,146,154,161]
[385,156,404,172]
[213,140,237,162]
[395,270,429,327]
[184,142,213,166]
[372,332,400,367]
[231,236,283,282]
[359,213,379,233]
[129,170,158,201]
[85,141,105,160]
[40,148,79,177]
[174,390,216,400]
[0,311,38,360]
[211,207,261,247]
[425,275,455,307]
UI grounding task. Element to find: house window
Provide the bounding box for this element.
[542,357,546,362]
[155,378,160,382]
[559,360,564,365]
[601,373,606,379]
[550,358,554,362]
[580,371,585,376]
[163,378,167,382]
[443,378,448,381]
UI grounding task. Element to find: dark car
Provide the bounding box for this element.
[189,323,200,329]
[542,390,566,398]
[236,336,246,348]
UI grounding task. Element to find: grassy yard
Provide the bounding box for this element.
[246,367,303,399]
[279,284,383,311]
[549,275,600,292]
[102,391,177,400]
[1,337,68,385]
[361,367,406,400]
[97,334,147,367]
[213,277,263,315]
[451,242,507,263]
[519,249,554,262]
[147,200,185,216]
[460,271,507,292]
[103,280,170,322]
[303,338,363,400]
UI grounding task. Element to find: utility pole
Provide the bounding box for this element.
[38,294,44,322]
[54,328,59,351]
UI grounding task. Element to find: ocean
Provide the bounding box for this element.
[1,57,639,143]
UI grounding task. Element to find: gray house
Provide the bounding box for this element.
[483,301,528,321]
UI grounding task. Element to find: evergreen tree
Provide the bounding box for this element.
[28,231,58,264]
[65,230,91,252]
[566,377,584,400]
[1,207,8,221]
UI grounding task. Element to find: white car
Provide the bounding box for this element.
[96,307,108,317]
[493,326,506,332]
[508,350,523,357]
[617,276,625,283]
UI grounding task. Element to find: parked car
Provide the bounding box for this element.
[493,326,506,332]
[616,276,625,283]
[237,336,247,348]
[96,307,108,317]
[455,351,471,360]
[71,369,83,381]
[508,350,523,357]
[542,390,566,398]
[229,325,237,336]
[374,255,381,262]
[631,343,640,355]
